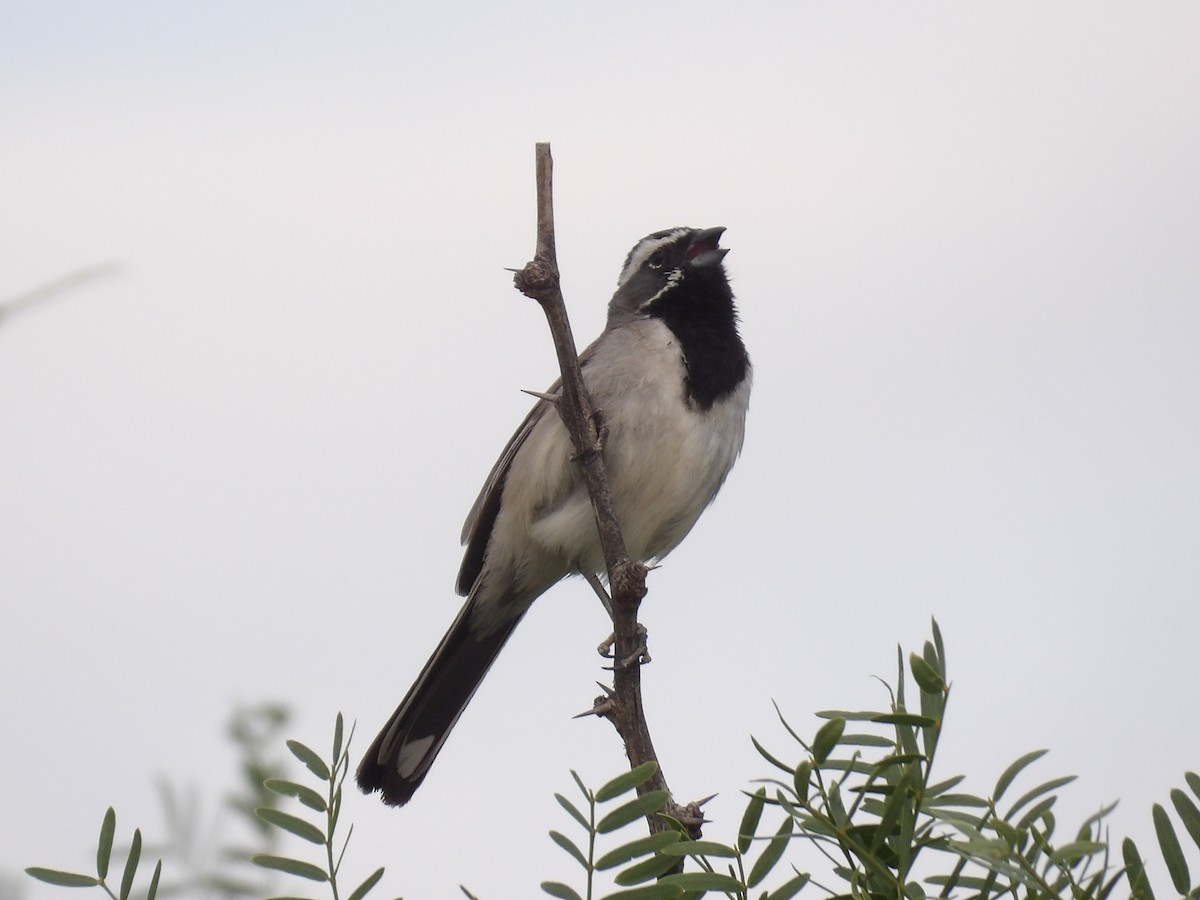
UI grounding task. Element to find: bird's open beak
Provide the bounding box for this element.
[685,226,729,268]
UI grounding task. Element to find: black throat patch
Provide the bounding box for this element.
[647,270,749,411]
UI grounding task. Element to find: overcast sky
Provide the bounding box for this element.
[3,3,1199,898]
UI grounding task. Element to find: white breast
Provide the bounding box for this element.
[529,318,751,571]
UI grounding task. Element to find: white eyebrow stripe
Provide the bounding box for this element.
[617,229,690,287]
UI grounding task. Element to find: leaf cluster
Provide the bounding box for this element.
[250,713,391,900]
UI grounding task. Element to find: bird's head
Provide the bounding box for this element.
[608,226,731,318]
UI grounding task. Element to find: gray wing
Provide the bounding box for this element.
[454,379,560,596]
[455,332,612,597]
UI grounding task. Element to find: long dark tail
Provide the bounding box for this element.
[356,597,523,806]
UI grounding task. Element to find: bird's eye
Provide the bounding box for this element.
[647,250,667,269]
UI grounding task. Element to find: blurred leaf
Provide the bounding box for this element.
[909,653,945,694]
[839,733,896,748]
[96,807,116,880]
[597,791,670,834]
[264,779,327,812]
[600,882,683,899]
[1016,796,1057,831]
[738,787,766,854]
[252,855,329,882]
[597,762,659,803]
[1153,802,1190,894]
[993,749,1048,803]
[256,808,325,844]
[793,760,811,800]
[1048,840,1107,865]
[925,775,965,797]
[596,831,680,870]
[765,872,810,899]
[816,709,889,721]
[872,713,937,728]
[119,829,142,900]
[1005,775,1075,819]
[24,868,100,888]
[658,870,743,891]
[550,831,588,870]
[286,740,330,781]
[332,714,345,765]
[555,793,591,831]
[540,881,583,900]
[659,840,737,858]
[1186,771,1200,800]
[1122,837,1156,900]
[752,735,795,775]
[1170,788,1200,850]
[571,770,591,799]
[613,853,679,886]
[345,866,384,900]
[747,817,793,888]
[146,860,162,900]
[812,717,845,764]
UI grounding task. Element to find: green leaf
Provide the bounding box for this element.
[1015,795,1056,831]
[332,713,345,764]
[1186,771,1200,801]
[925,775,965,797]
[816,709,889,721]
[1153,802,1190,894]
[871,713,937,728]
[540,881,584,900]
[658,870,743,891]
[812,717,845,764]
[751,735,794,774]
[146,860,162,900]
[119,828,142,900]
[747,817,793,888]
[793,760,811,800]
[346,866,384,900]
[765,872,810,899]
[549,831,589,870]
[839,733,896,748]
[252,855,329,882]
[738,787,766,854]
[909,652,945,694]
[264,779,327,812]
[659,840,738,858]
[286,740,331,781]
[1170,788,1200,850]
[1049,840,1107,865]
[570,770,591,799]
[595,831,680,870]
[96,808,117,880]
[597,791,670,834]
[256,808,325,844]
[993,749,1048,803]
[1005,775,1075,819]
[597,762,659,802]
[600,883,683,899]
[24,868,101,888]
[1122,837,1156,900]
[613,853,679,886]
[555,793,591,832]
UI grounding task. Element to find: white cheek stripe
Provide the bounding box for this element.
[639,267,683,309]
[617,229,690,287]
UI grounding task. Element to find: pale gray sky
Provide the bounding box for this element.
[3,3,1199,898]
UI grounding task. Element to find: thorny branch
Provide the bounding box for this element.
[511,143,705,839]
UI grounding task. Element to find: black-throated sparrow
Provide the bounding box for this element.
[357,226,751,806]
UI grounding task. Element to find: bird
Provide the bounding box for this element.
[357,226,752,806]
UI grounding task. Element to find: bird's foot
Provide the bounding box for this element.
[598,622,651,669]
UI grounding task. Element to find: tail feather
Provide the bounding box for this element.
[356,599,522,806]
